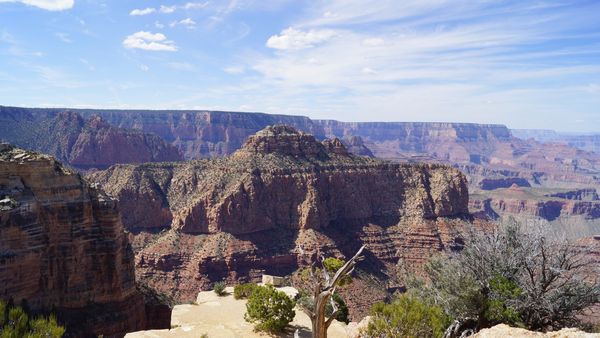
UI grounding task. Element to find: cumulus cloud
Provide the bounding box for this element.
[159,5,176,13]
[0,0,74,11]
[130,7,155,16]
[266,27,336,50]
[122,31,177,52]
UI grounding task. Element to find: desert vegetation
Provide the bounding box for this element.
[243,284,296,333]
[365,219,600,337]
[0,300,65,337]
[213,282,227,296]
[297,246,365,338]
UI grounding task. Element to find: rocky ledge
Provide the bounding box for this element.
[0,144,171,336]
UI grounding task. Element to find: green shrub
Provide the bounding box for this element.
[410,219,600,334]
[213,282,227,296]
[323,257,344,273]
[0,299,65,337]
[323,257,351,286]
[485,275,522,324]
[244,285,296,333]
[363,294,450,338]
[325,293,349,324]
[233,283,258,300]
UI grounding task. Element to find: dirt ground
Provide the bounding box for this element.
[125,286,349,338]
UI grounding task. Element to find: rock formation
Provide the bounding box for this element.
[89,126,471,318]
[75,108,323,159]
[90,125,469,234]
[5,105,600,235]
[0,144,171,336]
[340,136,374,157]
[0,106,182,169]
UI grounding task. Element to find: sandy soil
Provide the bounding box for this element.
[474,324,600,338]
[125,286,349,338]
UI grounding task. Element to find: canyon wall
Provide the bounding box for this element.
[90,125,469,234]
[0,144,170,336]
[0,106,182,169]
[89,126,471,316]
[75,108,323,159]
[4,105,600,235]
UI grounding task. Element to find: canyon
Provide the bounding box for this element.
[3,105,600,235]
[3,105,600,324]
[88,125,472,319]
[0,143,170,336]
[4,105,600,235]
[0,106,182,170]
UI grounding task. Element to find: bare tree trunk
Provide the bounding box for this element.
[304,245,365,338]
[311,291,331,338]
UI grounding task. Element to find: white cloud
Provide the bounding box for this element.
[361,67,376,75]
[55,32,71,43]
[168,62,195,71]
[184,2,207,9]
[139,64,149,72]
[362,37,384,46]
[223,65,245,74]
[122,31,178,52]
[130,7,155,16]
[159,5,176,13]
[155,21,165,29]
[266,27,337,50]
[170,18,196,28]
[0,0,74,11]
[585,83,600,94]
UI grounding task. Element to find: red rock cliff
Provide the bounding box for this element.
[0,107,183,169]
[88,126,471,318]
[0,144,170,336]
[91,125,468,234]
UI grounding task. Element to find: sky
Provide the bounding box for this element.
[1,0,600,132]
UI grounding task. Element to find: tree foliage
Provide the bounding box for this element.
[233,283,258,300]
[412,219,600,334]
[0,300,65,337]
[363,294,450,338]
[244,285,296,333]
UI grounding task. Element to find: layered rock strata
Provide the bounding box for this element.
[89,126,471,317]
[90,125,469,234]
[0,107,182,169]
[0,144,170,336]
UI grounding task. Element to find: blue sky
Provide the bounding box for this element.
[1,0,600,132]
